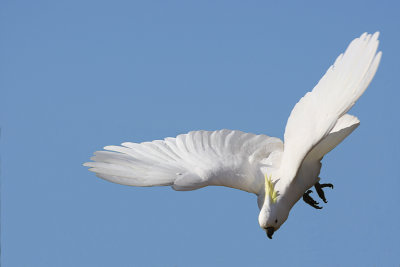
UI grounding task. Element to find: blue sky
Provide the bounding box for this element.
[1,1,399,266]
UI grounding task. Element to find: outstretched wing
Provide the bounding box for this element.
[84,130,283,194]
[280,32,382,181]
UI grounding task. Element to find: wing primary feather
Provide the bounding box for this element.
[280,32,381,182]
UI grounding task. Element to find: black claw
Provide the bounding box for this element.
[315,182,334,203]
[321,183,334,189]
[302,190,323,209]
[315,182,327,203]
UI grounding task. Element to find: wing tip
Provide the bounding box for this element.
[358,31,380,43]
[83,162,91,167]
[371,31,380,41]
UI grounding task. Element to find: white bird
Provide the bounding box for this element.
[84,32,382,239]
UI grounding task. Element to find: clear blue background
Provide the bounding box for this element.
[1,1,399,266]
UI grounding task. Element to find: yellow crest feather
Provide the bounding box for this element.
[265,174,278,203]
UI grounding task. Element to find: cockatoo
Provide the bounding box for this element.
[84,32,381,239]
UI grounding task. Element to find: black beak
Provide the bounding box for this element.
[266,227,275,239]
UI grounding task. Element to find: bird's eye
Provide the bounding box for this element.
[275,219,278,223]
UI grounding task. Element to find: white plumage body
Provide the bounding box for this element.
[84,32,382,238]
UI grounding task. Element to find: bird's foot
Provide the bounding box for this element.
[314,182,334,203]
[302,190,322,209]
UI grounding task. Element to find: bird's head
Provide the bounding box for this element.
[258,174,290,239]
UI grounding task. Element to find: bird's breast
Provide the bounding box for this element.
[280,161,322,208]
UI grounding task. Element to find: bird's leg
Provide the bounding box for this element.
[302,190,322,209]
[314,181,334,203]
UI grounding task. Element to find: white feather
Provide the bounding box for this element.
[84,130,283,194]
[305,114,360,162]
[280,32,381,182]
